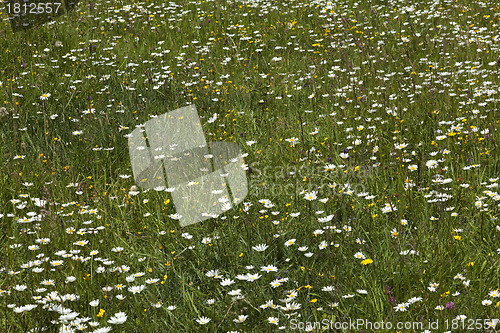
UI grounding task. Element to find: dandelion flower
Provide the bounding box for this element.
[361,259,373,265]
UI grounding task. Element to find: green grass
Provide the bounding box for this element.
[0,0,500,332]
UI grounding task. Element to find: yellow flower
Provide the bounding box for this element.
[96,309,105,317]
[454,235,461,240]
[310,299,317,303]
[361,259,373,265]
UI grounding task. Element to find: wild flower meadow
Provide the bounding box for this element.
[0,0,500,332]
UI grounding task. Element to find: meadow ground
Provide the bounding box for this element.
[0,0,500,332]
